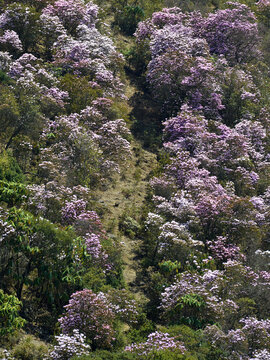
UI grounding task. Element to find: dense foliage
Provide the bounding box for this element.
[132,2,270,359]
[0,0,270,359]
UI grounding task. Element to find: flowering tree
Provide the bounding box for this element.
[0,3,40,52]
[0,30,22,54]
[59,289,115,349]
[0,52,69,149]
[39,102,131,187]
[204,317,270,359]
[42,0,99,34]
[201,2,261,65]
[134,3,262,121]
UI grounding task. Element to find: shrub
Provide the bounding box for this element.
[11,335,48,360]
[60,74,102,114]
[72,350,137,360]
[58,289,115,349]
[125,331,186,355]
[0,181,28,206]
[48,330,90,360]
[114,5,144,36]
[0,151,24,182]
[0,290,25,337]
[119,215,140,238]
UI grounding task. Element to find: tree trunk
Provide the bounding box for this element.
[5,125,23,150]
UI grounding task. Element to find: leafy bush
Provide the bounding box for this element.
[119,215,140,238]
[0,208,81,312]
[11,335,48,360]
[126,313,156,344]
[0,181,28,206]
[0,290,25,337]
[72,350,137,360]
[0,151,24,182]
[60,74,102,113]
[114,5,144,36]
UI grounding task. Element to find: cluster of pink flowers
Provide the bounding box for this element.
[204,317,270,359]
[160,269,237,322]
[59,289,141,348]
[42,0,99,31]
[49,329,91,359]
[104,289,139,325]
[84,233,111,271]
[61,199,87,225]
[207,236,245,263]
[58,289,115,349]
[0,30,22,52]
[125,331,186,356]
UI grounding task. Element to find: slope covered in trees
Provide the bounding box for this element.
[0,0,270,359]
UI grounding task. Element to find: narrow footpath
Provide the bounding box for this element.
[94,140,157,296]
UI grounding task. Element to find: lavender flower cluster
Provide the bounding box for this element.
[49,329,91,360]
[125,331,186,356]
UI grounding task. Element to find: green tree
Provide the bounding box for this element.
[60,74,102,114]
[0,84,44,149]
[0,208,82,308]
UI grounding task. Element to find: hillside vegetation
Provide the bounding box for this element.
[0,0,270,359]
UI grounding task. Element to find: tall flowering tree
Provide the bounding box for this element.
[201,2,261,65]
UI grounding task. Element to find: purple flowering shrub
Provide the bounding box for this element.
[0,30,23,54]
[59,289,115,349]
[104,289,140,325]
[58,288,143,352]
[74,211,106,237]
[0,3,40,52]
[26,182,90,222]
[49,329,91,360]
[204,317,270,359]
[125,331,186,356]
[201,2,261,65]
[145,25,223,116]
[61,198,87,225]
[160,260,270,325]
[42,0,99,34]
[207,236,245,264]
[84,233,111,271]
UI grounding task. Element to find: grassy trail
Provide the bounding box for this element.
[94,140,157,294]
[92,27,158,296]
